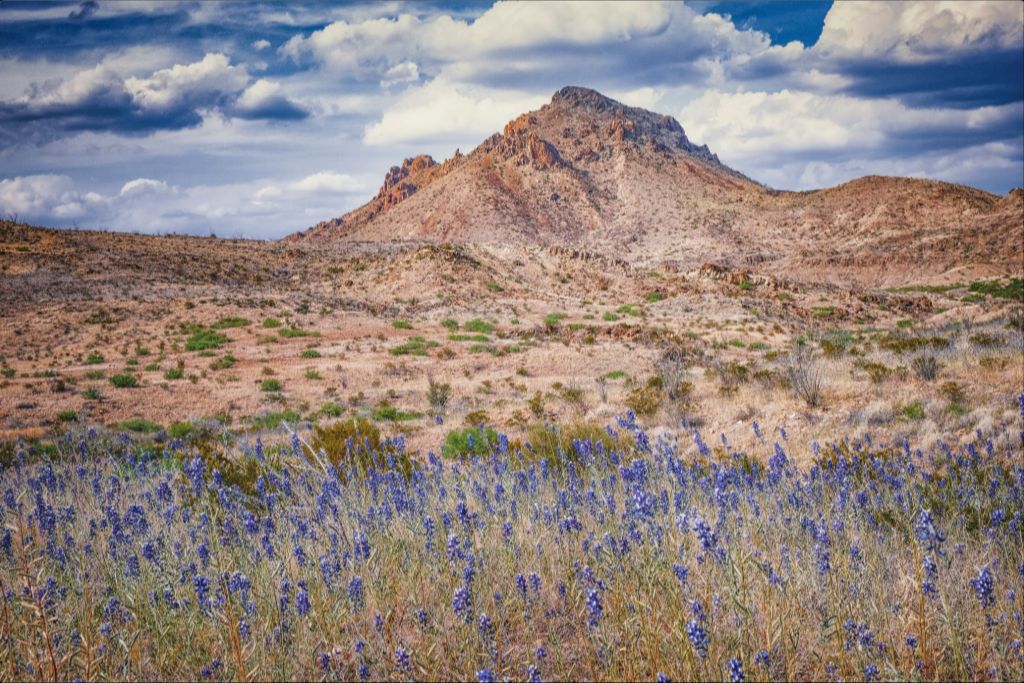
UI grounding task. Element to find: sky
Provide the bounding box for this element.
[0,1,1021,239]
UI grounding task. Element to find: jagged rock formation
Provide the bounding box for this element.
[290,86,1022,285]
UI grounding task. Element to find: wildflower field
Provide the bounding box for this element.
[1,401,1023,683]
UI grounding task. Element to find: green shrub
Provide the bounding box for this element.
[81,387,101,400]
[109,373,139,388]
[606,370,626,380]
[602,312,620,322]
[320,402,343,418]
[967,278,1023,300]
[372,401,422,421]
[164,366,185,380]
[464,319,494,334]
[646,291,665,303]
[210,354,235,370]
[185,329,229,352]
[260,379,282,392]
[85,352,104,365]
[448,334,490,343]
[211,316,250,329]
[305,369,322,380]
[442,426,500,458]
[168,421,193,439]
[485,280,504,292]
[544,312,568,327]
[118,418,161,433]
[390,337,439,356]
[392,320,413,329]
[57,410,77,422]
[300,349,321,358]
[135,347,151,357]
[279,327,319,339]
[616,304,642,317]
[524,422,633,469]
[441,318,459,330]
[262,317,281,328]
[251,409,301,431]
[902,401,926,420]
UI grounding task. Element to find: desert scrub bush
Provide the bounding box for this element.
[250,409,301,431]
[616,304,642,317]
[211,316,250,329]
[967,277,1024,300]
[279,327,319,339]
[209,354,235,370]
[372,401,422,422]
[441,318,459,330]
[858,360,892,384]
[656,346,691,404]
[392,320,413,330]
[109,372,139,388]
[820,329,852,358]
[602,311,620,322]
[164,365,185,380]
[117,417,161,433]
[259,378,282,392]
[262,317,281,328]
[81,386,101,400]
[606,370,626,380]
[427,376,451,414]
[645,291,665,303]
[304,369,322,380]
[448,333,490,343]
[85,351,104,365]
[464,318,494,334]
[56,410,77,422]
[390,337,439,356]
[625,377,663,417]
[786,345,824,407]
[300,348,321,358]
[901,400,926,420]
[303,417,413,480]
[185,328,229,352]
[912,354,940,381]
[442,425,500,458]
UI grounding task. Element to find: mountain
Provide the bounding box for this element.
[289,86,1022,284]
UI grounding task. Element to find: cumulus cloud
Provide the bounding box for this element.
[233,79,308,120]
[816,1,1023,63]
[0,52,308,145]
[251,39,271,51]
[680,89,1023,189]
[0,170,367,237]
[364,78,546,145]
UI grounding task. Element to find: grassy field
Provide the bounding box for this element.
[1,401,1022,681]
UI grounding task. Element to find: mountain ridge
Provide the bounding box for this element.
[287,86,1020,284]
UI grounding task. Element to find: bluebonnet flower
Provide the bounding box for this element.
[754,650,770,668]
[727,658,744,683]
[451,584,472,622]
[535,646,547,661]
[585,588,602,627]
[476,668,495,682]
[971,566,995,608]
[416,608,427,626]
[296,581,310,616]
[526,664,543,683]
[394,647,412,671]
[348,576,364,609]
[686,619,709,658]
[905,635,918,650]
[672,563,688,585]
[478,612,494,638]
[193,574,211,609]
[656,674,670,683]
[863,662,879,682]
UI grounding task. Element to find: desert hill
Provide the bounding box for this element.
[291,86,1022,285]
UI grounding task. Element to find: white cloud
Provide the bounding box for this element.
[252,39,271,51]
[255,171,364,202]
[679,89,1023,189]
[363,78,546,146]
[381,62,419,87]
[120,178,170,196]
[125,53,248,110]
[815,1,1024,63]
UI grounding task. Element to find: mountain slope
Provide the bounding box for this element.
[290,86,1022,284]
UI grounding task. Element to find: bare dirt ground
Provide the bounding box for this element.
[1,221,1021,463]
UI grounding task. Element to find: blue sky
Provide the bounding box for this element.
[0,1,1021,238]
